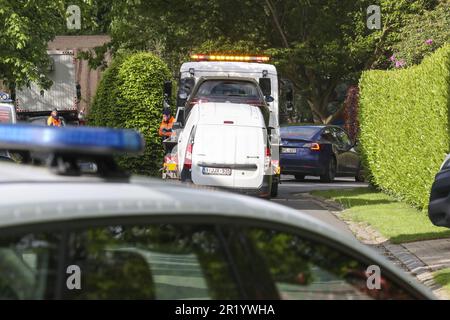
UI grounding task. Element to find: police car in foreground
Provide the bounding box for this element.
[0,124,434,300]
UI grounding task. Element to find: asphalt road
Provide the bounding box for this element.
[272,175,368,236]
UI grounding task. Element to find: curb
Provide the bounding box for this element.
[307,193,450,300]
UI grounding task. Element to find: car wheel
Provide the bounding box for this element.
[320,158,336,183]
[355,168,365,182]
[294,174,305,181]
[270,181,279,198]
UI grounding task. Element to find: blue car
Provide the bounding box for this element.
[280,125,364,182]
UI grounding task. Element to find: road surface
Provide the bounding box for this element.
[272,175,368,236]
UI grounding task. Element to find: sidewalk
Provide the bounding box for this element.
[307,193,450,300]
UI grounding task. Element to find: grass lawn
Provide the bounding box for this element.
[311,187,450,244]
[433,268,450,296]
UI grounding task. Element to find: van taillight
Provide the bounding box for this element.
[264,146,271,171]
[184,142,193,169]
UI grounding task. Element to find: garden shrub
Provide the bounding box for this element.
[88,52,172,176]
[359,44,450,209]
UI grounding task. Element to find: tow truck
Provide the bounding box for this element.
[162,54,291,198]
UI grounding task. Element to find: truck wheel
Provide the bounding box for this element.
[270,181,279,198]
[320,158,336,183]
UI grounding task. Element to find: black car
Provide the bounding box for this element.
[429,154,450,227]
[280,125,364,182]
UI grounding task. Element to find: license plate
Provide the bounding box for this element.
[282,148,297,154]
[165,163,177,171]
[202,167,232,176]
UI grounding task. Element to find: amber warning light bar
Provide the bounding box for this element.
[190,54,270,63]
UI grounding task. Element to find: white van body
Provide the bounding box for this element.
[178,102,271,197]
[178,61,280,191]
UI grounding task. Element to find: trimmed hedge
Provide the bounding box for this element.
[88,52,171,176]
[359,44,450,209]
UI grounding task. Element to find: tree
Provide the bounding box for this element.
[391,1,450,66]
[0,0,65,89]
[88,0,439,123]
[89,52,171,176]
[264,0,438,123]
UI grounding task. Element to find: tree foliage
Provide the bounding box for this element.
[98,0,439,123]
[391,1,450,66]
[88,52,171,176]
[0,0,65,89]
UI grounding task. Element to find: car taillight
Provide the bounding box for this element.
[304,143,320,151]
[265,146,271,171]
[184,142,193,170]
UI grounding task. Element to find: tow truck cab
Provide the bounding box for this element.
[173,55,285,197]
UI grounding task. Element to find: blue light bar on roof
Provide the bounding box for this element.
[0,124,145,155]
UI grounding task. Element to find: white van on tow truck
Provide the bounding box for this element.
[178,95,272,198]
[172,54,286,197]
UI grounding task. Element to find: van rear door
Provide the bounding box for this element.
[191,124,265,189]
[233,125,265,189]
[191,124,235,188]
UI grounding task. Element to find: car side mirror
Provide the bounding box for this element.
[265,96,274,103]
[267,126,275,135]
[259,78,272,96]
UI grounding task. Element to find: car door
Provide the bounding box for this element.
[320,127,344,172]
[333,127,359,175]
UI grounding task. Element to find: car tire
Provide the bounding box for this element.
[294,174,305,181]
[355,168,365,182]
[270,181,279,198]
[320,158,336,183]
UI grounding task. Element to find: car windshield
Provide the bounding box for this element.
[192,80,264,105]
[281,126,322,140]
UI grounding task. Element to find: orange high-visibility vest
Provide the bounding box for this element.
[47,116,62,127]
[159,116,175,137]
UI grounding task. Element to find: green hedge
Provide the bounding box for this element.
[359,44,450,209]
[88,52,171,176]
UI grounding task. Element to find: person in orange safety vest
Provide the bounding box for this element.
[47,109,62,127]
[159,108,175,138]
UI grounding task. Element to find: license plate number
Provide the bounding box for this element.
[282,148,297,154]
[202,167,232,176]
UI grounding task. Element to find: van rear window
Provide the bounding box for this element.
[0,106,13,123]
[192,80,264,105]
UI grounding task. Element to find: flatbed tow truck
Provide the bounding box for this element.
[161,54,293,198]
